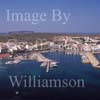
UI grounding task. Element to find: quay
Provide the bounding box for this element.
[85,52,100,68]
[31,52,51,62]
[5,51,58,72]
[29,52,58,72]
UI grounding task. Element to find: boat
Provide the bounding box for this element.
[5,61,13,64]
[81,55,90,64]
[40,62,47,67]
[49,61,58,67]
[40,61,58,67]
[13,59,21,64]
[5,59,21,64]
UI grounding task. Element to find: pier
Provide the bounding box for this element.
[28,52,52,62]
[85,52,100,68]
[29,52,58,72]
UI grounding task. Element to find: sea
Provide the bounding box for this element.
[0,52,100,100]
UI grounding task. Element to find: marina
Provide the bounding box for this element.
[1,35,100,72]
[0,0,100,99]
[5,52,58,72]
[0,38,100,99]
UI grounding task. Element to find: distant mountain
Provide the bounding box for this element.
[0,32,7,34]
[8,31,34,34]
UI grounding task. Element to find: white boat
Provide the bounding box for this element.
[81,55,87,59]
[5,61,14,64]
[13,59,21,64]
[40,62,47,67]
[81,55,90,63]
[50,62,58,67]
[5,59,21,64]
[40,61,58,67]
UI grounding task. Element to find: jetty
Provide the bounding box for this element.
[30,53,51,62]
[29,52,58,72]
[5,52,58,72]
[85,52,100,68]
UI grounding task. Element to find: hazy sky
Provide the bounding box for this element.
[0,0,100,33]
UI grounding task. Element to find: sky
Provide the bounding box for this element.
[0,0,100,33]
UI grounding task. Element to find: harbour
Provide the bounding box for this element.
[1,51,100,87]
[1,34,100,72]
[0,33,100,99]
[0,51,100,99]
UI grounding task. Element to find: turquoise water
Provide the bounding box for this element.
[0,52,100,99]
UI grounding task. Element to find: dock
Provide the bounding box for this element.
[85,52,100,68]
[5,52,58,72]
[29,52,58,72]
[32,53,51,62]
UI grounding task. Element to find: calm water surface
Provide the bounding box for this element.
[0,52,100,99]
